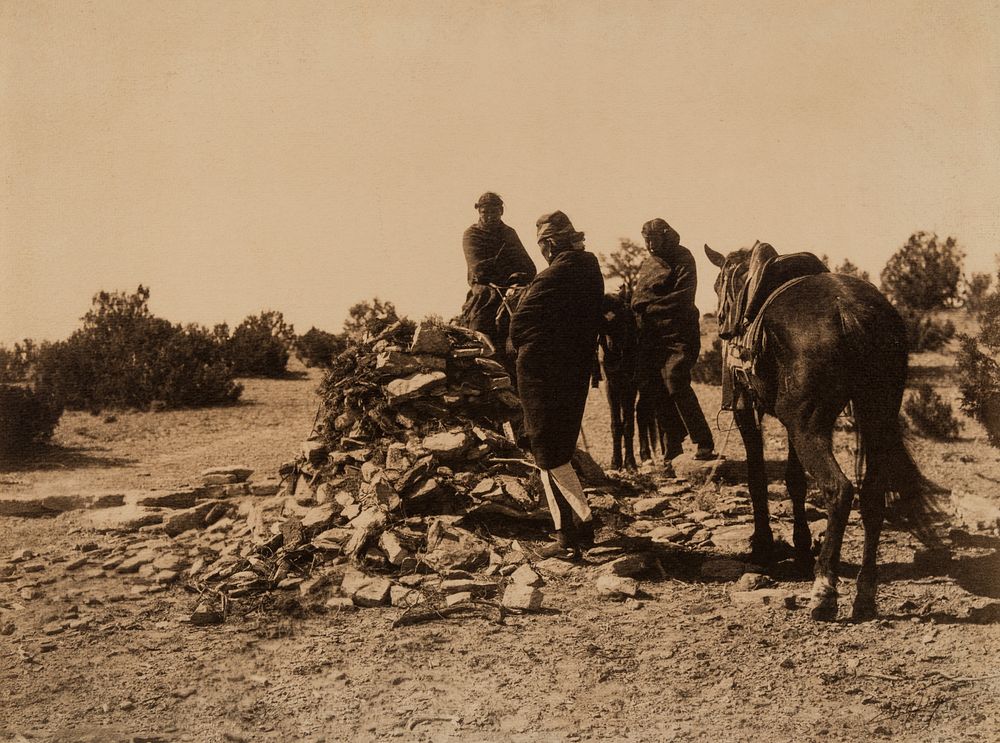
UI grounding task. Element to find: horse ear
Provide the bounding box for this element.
[704,244,726,268]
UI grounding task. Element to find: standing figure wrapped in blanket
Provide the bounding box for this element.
[631,218,719,477]
[510,211,604,555]
[460,192,537,378]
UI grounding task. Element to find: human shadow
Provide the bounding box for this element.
[0,443,135,473]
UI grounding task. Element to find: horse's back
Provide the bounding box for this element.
[763,273,907,398]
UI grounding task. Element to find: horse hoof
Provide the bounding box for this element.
[810,604,839,622]
[850,603,877,623]
[749,541,775,565]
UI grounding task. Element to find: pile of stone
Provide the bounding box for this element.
[183,320,623,621]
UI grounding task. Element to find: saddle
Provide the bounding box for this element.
[722,245,829,411]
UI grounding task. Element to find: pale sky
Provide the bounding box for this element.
[2,0,999,344]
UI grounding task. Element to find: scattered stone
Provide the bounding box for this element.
[378,532,412,566]
[324,596,357,611]
[163,501,225,537]
[421,518,491,572]
[710,525,756,553]
[730,588,797,609]
[445,591,472,607]
[386,372,447,403]
[409,323,452,355]
[301,505,338,533]
[352,578,392,607]
[390,586,425,608]
[502,584,544,611]
[602,554,647,577]
[535,557,577,578]
[510,565,544,587]
[422,430,470,457]
[734,572,770,591]
[632,496,674,516]
[596,574,639,600]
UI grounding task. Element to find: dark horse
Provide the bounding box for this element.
[704,243,939,621]
[594,291,639,470]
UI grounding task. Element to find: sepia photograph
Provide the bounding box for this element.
[1,1,998,741]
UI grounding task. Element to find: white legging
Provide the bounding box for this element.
[540,462,592,531]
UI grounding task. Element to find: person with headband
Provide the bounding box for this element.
[509,211,604,555]
[460,192,537,375]
[631,218,718,475]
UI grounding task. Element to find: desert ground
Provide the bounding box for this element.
[1,325,998,743]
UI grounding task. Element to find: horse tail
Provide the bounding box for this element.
[834,294,873,358]
[880,423,949,546]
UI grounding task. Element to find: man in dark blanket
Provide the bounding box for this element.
[510,211,604,553]
[631,218,718,475]
[460,192,537,372]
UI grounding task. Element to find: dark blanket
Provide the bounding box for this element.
[631,244,701,351]
[462,222,536,287]
[461,222,537,352]
[511,250,604,470]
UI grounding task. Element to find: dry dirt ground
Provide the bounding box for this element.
[2,340,999,743]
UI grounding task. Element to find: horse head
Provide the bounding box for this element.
[704,244,753,340]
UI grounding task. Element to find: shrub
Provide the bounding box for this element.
[32,286,242,411]
[897,306,956,353]
[295,327,347,368]
[0,340,34,383]
[0,384,63,460]
[957,292,1000,446]
[880,232,964,311]
[223,310,295,377]
[692,337,723,385]
[343,298,399,339]
[903,383,961,440]
[963,272,993,314]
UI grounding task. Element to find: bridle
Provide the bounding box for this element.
[716,258,749,340]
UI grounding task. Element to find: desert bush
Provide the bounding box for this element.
[963,272,993,314]
[903,383,961,440]
[691,337,723,385]
[957,292,1000,446]
[0,384,63,460]
[896,306,956,353]
[0,340,35,383]
[32,286,242,411]
[834,258,871,284]
[295,327,347,368]
[881,232,964,352]
[223,310,295,377]
[598,238,646,295]
[343,298,400,339]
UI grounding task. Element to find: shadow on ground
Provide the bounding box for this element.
[0,444,135,473]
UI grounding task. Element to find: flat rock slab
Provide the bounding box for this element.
[709,525,756,553]
[83,505,165,532]
[632,496,674,516]
[124,489,199,510]
[201,466,254,482]
[0,492,126,517]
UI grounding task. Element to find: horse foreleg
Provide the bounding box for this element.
[785,441,814,574]
[606,380,624,470]
[636,391,653,462]
[789,428,854,622]
[623,382,638,470]
[734,394,773,562]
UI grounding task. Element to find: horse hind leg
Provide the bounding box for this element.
[788,427,854,622]
[851,461,885,622]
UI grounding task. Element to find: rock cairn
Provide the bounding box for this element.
[186,320,620,621]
